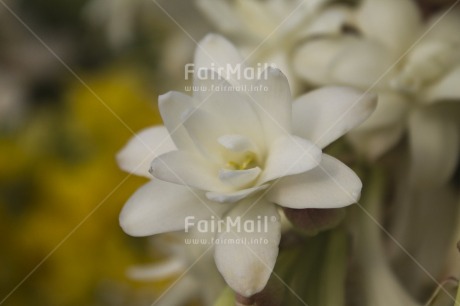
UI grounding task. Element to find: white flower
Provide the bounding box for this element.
[83,0,145,48]
[196,0,353,94]
[352,176,419,306]
[293,0,460,188]
[117,34,376,297]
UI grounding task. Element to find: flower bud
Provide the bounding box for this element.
[283,207,346,235]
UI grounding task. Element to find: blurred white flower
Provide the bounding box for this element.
[83,0,145,49]
[117,34,376,297]
[127,233,224,306]
[83,0,209,51]
[389,182,459,296]
[196,0,353,94]
[83,0,213,91]
[352,174,420,306]
[293,0,460,188]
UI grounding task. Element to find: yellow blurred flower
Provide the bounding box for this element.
[1,65,165,305]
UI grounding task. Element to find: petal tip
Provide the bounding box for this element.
[119,210,143,237]
[158,91,172,103]
[200,33,228,47]
[350,178,363,203]
[262,66,289,81]
[351,189,362,203]
[115,149,127,171]
[158,91,183,107]
[115,142,149,177]
[149,157,163,179]
[266,66,282,75]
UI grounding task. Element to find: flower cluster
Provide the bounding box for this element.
[114,0,460,305]
[293,0,460,188]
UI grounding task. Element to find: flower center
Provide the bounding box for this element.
[218,134,263,172]
[226,152,259,170]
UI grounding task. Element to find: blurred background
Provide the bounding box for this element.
[1,0,459,305]
[0,0,211,305]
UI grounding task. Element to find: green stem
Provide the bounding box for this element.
[456,282,460,306]
[356,167,420,306]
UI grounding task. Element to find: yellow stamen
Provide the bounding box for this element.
[226,153,257,170]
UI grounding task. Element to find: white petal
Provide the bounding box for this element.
[329,39,394,89]
[292,86,377,149]
[194,34,245,89]
[219,167,262,189]
[249,67,292,141]
[127,258,185,281]
[214,199,281,297]
[191,68,228,103]
[158,91,197,151]
[182,107,230,160]
[355,0,422,52]
[235,0,278,38]
[347,123,405,161]
[206,184,268,204]
[193,73,264,147]
[294,36,394,89]
[259,135,322,184]
[306,5,353,36]
[116,126,176,178]
[218,134,257,152]
[150,151,225,192]
[408,107,459,188]
[267,154,362,209]
[293,36,356,86]
[394,41,459,97]
[257,51,302,96]
[195,0,244,34]
[153,275,199,306]
[425,65,460,103]
[355,91,409,131]
[119,180,225,236]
